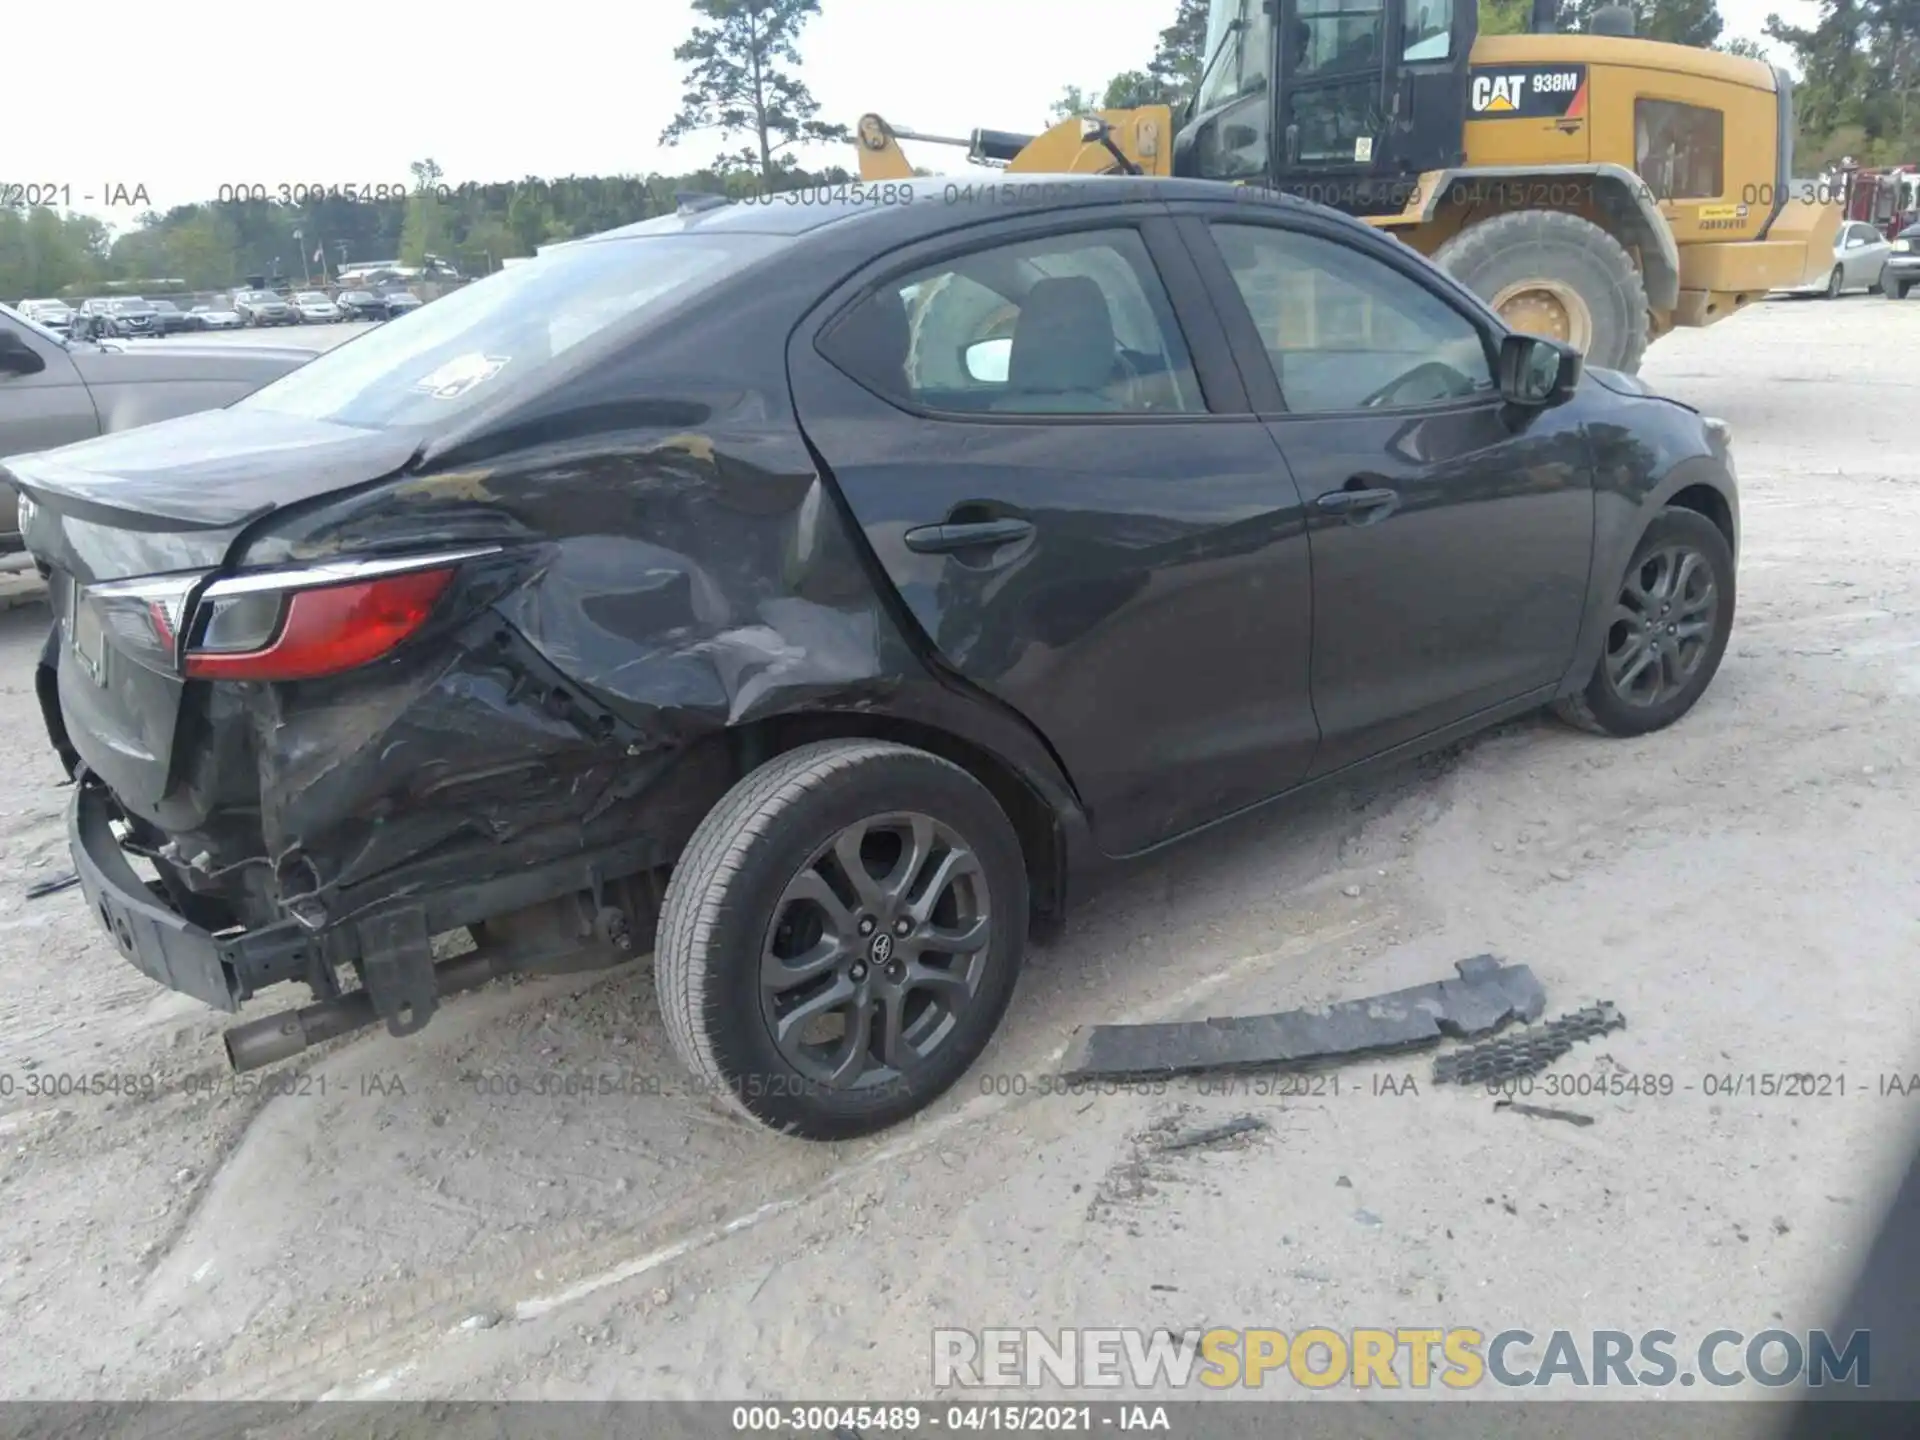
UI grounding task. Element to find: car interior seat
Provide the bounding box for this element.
[994,276,1124,413]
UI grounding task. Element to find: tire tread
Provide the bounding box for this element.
[1433,208,1652,373]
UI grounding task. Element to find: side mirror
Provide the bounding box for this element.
[1498,332,1580,406]
[963,336,1013,384]
[0,328,47,376]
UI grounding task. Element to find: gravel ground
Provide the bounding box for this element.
[2,291,1918,1403]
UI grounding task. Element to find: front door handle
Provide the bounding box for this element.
[1315,485,1399,521]
[903,518,1035,554]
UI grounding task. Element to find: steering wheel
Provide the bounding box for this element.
[1358,360,1474,410]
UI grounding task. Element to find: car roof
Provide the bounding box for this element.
[571,175,1341,249]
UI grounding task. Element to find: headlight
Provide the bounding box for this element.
[1894,239,1912,253]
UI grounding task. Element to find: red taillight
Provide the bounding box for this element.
[185,567,454,681]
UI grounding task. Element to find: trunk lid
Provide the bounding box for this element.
[10,407,427,818]
[10,406,425,559]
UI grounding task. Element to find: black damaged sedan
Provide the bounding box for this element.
[13,178,1739,1139]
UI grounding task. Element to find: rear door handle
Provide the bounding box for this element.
[903,519,1036,553]
[1315,486,1399,521]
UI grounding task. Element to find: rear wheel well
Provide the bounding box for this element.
[1666,483,1735,554]
[722,712,1067,939]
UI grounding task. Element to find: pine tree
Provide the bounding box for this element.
[659,0,849,181]
[1096,0,1212,108]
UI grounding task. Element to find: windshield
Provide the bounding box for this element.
[296,293,328,303]
[237,231,786,431]
[1195,0,1272,115]
[114,299,152,312]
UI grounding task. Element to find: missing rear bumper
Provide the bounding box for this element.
[68,769,671,1066]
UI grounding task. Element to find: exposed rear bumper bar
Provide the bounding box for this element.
[69,767,673,1060]
[69,772,252,1012]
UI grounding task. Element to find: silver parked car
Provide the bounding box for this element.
[291,290,343,323]
[0,304,314,551]
[191,304,243,330]
[19,299,74,335]
[234,289,298,327]
[1781,221,1893,298]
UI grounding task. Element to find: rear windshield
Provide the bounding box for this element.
[237,234,786,430]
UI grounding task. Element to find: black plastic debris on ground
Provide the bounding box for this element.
[1059,954,1546,1082]
[25,871,79,901]
[1158,1115,1269,1152]
[1432,1001,1626,1086]
[1495,1099,1596,1128]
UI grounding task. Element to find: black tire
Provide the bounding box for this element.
[1432,208,1652,374]
[1824,265,1844,299]
[1887,277,1914,300]
[1554,506,1736,738]
[656,739,1028,1140]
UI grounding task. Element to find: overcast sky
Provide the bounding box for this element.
[15,0,1812,231]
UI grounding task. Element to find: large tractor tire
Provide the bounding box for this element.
[1433,209,1652,374]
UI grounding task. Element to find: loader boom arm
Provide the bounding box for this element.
[854,110,1175,183]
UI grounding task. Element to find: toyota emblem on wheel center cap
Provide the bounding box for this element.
[869,932,894,965]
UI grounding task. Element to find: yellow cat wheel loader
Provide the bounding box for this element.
[853,0,1841,373]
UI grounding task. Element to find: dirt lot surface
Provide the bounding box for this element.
[3,292,1919,1403]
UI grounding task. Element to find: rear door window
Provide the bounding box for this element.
[819,227,1206,416]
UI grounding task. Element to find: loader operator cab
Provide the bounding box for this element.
[1177,0,1478,206]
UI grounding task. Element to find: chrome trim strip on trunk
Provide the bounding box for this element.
[198,546,504,599]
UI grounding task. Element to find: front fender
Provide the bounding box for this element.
[1557,414,1737,699]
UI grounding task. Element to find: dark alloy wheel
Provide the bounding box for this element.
[1554,507,1736,737]
[760,811,992,1091]
[656,739,1027,1139]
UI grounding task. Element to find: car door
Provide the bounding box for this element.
[787,207,1321,858]
[1848,224,1890,287]
[0,309,100,459]
[1173,207,1594,776]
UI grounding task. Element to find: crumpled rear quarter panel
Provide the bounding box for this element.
[222,380,923,925]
